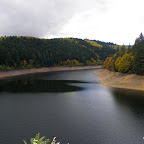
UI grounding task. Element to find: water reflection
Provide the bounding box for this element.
[1,69,144,144]
[110,88,144,118]
[0,79,95,93]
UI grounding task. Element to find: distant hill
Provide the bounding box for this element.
[0,36,116,70]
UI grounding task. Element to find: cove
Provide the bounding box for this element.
[0,69,144,144]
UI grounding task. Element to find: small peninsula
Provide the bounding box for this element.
[95,69,144,91]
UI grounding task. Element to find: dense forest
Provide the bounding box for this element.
[0,36,116,70]
[103,33,144,75]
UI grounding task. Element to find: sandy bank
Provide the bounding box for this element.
[94,69,144,91]
[0,66,101,79]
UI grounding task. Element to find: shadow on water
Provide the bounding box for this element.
[0,79,96,93]
[110,88,144,117]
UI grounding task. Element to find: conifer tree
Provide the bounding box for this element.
[133,33,144,74]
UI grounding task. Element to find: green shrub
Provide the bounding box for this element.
[23,133,61,144]
[0,65,4,70]
[23,133,50,144]
[5,66,11,71]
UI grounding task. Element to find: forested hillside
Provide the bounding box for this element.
[0,36,116,70]
[103,33,144,75]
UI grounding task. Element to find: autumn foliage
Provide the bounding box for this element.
[103,49,134,73]
[103,33,144,74]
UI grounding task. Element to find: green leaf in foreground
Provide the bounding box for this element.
[23,133,50,144]
[23,140,27,144]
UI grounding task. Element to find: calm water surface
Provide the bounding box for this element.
[0,69,144,144]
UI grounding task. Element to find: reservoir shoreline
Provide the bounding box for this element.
[0,66,101,79]
[95,69,144,91]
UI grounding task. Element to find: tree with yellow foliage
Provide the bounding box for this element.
[115,56,121,71]
[103,57,113,70]
[21,60,27,68]
[116,53,134,73]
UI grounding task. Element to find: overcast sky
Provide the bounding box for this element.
[0,0,144,45]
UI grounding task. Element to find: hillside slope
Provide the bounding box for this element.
[0,36,116,69]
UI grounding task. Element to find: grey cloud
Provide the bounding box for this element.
[0,0,106,37]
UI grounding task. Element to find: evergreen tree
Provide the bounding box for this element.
[133,33,144,74]
[0,36,116,70]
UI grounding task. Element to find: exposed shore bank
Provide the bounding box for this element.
[95,69,144,91]
[0,66,101,79]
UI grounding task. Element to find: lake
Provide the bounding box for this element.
[0,69,144,144]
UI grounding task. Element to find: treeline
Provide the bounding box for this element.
[103,33,144,74]
[0,36,116,70]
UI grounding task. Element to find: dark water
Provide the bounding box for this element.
[0,69,144,144]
